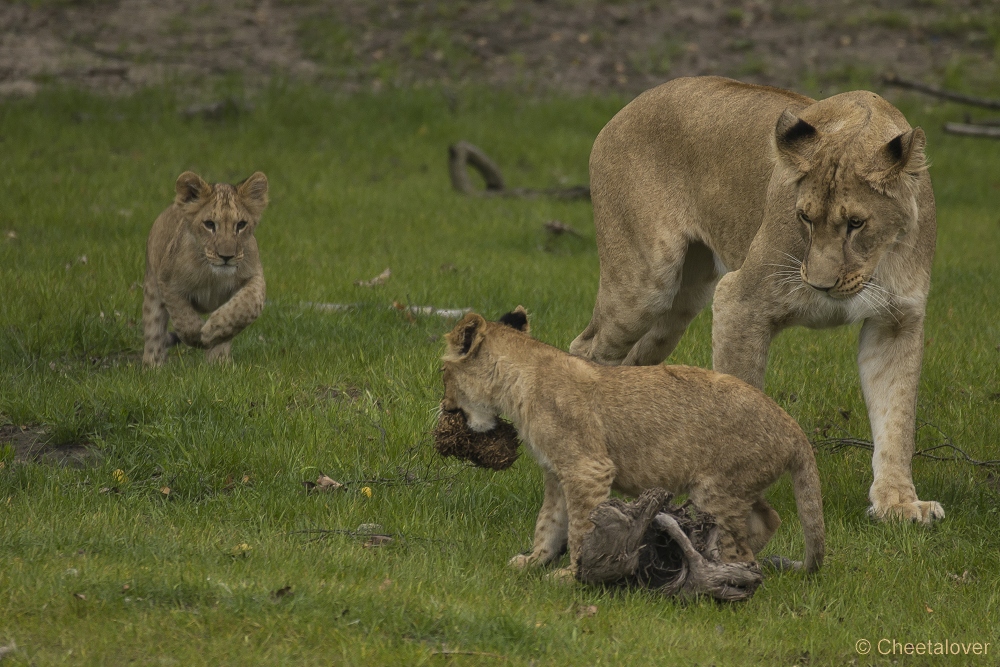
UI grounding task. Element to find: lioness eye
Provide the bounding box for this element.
[236,220,248,232]
[203,220,216,232]
[847,218,866,231]
[797,211,812,224]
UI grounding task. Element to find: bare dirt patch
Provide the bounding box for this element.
[1,1,996,98]
[0,424,101,468]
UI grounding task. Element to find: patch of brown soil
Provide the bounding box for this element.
[0,1,996,98]
[0,424,101,468]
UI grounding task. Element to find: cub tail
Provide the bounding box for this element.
[790,439,825,573]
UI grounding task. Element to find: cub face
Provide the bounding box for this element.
[441,307,530,433]
[174,171,269,273]
[774,109,925,299]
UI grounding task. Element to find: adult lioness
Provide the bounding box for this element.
[569,76,942,523]
[142,171,268,367]
[442,308,825,575]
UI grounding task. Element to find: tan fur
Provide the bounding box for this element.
[142,171,269,367]
[570,76,943,524]
[442,308,825,575]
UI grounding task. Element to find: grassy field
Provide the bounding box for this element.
[1,81,999,665]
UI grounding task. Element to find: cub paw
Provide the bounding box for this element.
[508,553,536,570]
[867,500,945,524]
[546,567,576,582]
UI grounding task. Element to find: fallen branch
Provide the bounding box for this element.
[813,422,1000,467]
[449,140,590,200]
[882,75,1000,110]
[943,123,1000,139]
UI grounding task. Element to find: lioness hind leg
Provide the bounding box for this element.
[622,242,722,366]
[570,235,689,366]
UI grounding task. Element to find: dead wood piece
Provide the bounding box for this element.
[576,488,762,602]
[448,140,590,200]
[943,123,1000,139]
[882,75,1000,110]
[432,408,520,471]
[448,140,506,194]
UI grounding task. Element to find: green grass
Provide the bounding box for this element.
[1,82,999,665]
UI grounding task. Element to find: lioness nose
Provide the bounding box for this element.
[219,254,235,264]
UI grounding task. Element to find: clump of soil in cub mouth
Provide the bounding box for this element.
[433,409,520,471]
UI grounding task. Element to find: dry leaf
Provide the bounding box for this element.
[230,543,252,557]
[160,486,171,496]
[363,535,393,548]
[924,603,934,613]
[354,267,391,287]
[576,604,598,618]
[73,593,87,600]
[122,584,130,592]
[271,585,293,600]
[544,220,583,237]
[0,641,17,659]
[316,474,344,492]
[378,578,393,591]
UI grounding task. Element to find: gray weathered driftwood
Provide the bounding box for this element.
[448,140,590,200]
[575,488,763,602]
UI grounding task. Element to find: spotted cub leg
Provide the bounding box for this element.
[509,470,568,569]
[200,275,266,360]
[205,340,233,364]
[142,277,170,367]
[691,484,755,564]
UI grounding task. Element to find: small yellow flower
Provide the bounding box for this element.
[361,486,372,498]
[112,469,128,484]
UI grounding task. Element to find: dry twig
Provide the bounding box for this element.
[882,75,1000,110]
[814,422,1000,467]
[449,141,590,200]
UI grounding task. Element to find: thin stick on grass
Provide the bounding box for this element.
[813,421,1000,467]
[882,75,1000,110]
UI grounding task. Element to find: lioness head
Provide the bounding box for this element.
[441,306,530,432]
[774,92,926,298]
[174,171,269,272]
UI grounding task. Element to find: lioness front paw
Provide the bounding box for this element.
[868,500,945,524]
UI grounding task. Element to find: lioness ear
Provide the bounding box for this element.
[237,171,269,217]
[865,128,927,192]
[498,305,529,333]
[175,171,211,205]
[774,109,818,173]
[446,313,487,358]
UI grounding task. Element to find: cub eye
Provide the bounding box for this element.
[847,217,866,231]
[797,211,812,225]
[202,220,216,232]
[236,220,248,232]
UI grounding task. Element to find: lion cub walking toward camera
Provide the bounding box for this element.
[442,308,825,574]
[142,171,269,367]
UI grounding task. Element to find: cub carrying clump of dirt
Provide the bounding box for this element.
[439,307,825,578]
[142,171,269,367]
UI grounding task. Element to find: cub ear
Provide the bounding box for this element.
[865,128,927,193]
[237,171,269,217]
[175,171,211,205]
[498,305,529,333]
[446,313,487,359]
[774,109,819,173]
